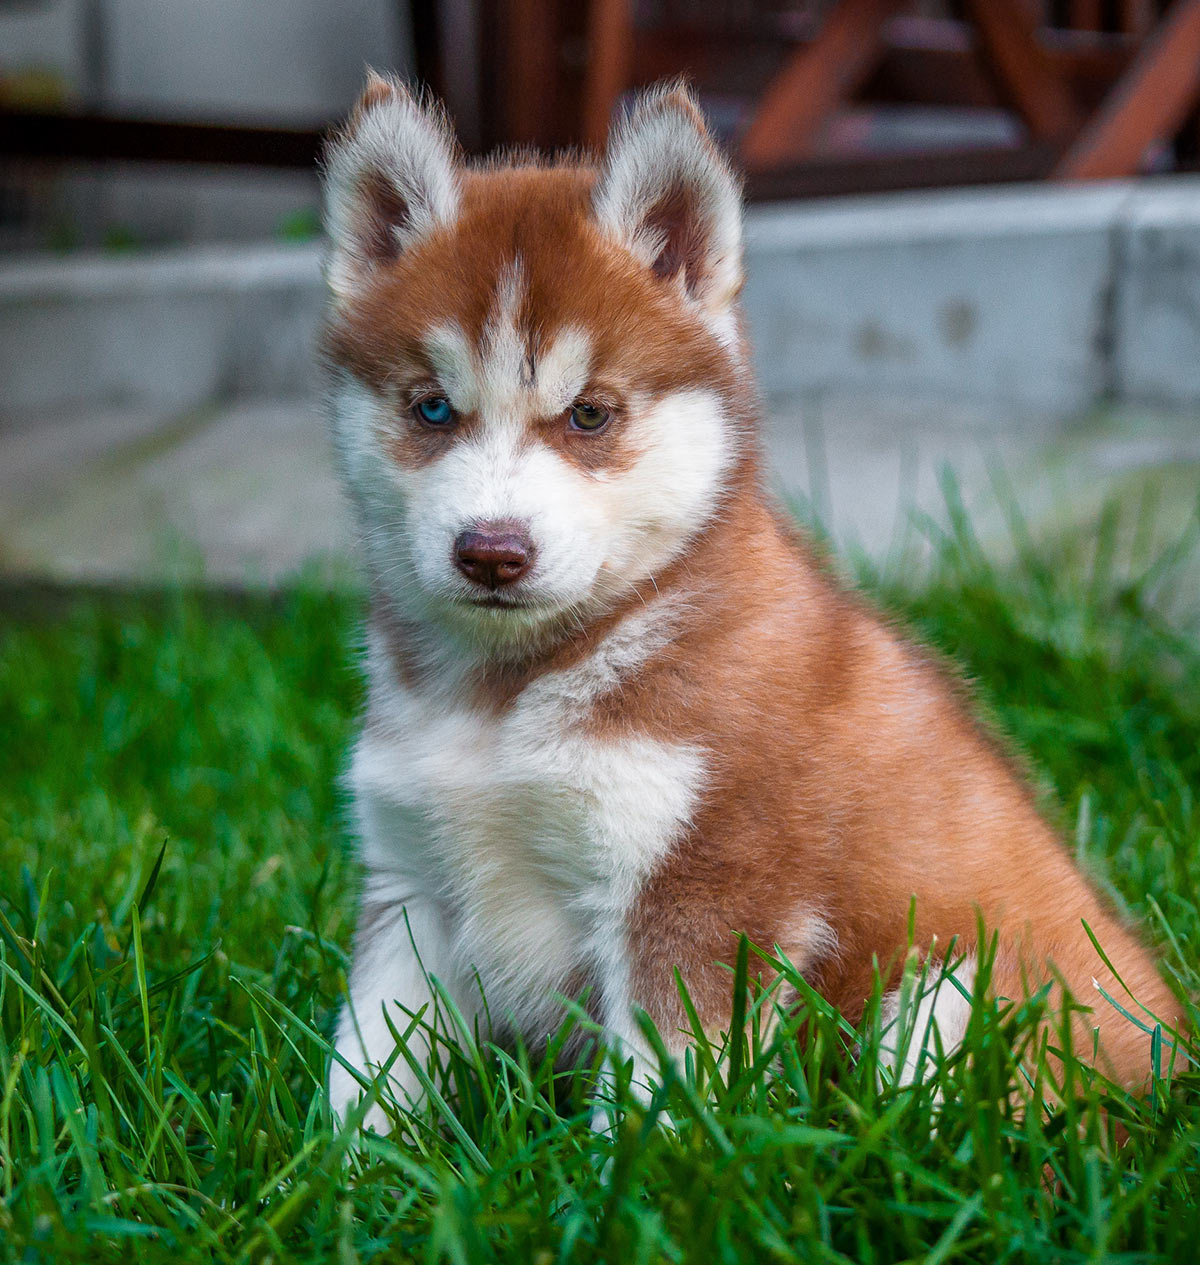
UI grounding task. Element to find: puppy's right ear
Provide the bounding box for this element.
[323,73,460,300]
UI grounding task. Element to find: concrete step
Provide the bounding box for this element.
[8,179,1200,424]
[0,244,325,421]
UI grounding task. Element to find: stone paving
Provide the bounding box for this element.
[0,399,348,585]
[1,393,1196,615]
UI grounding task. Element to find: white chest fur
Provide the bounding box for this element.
[349,605,703,1038]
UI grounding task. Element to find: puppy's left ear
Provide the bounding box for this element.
[593,84,742,316]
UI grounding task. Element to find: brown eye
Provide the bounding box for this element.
[568,401,610,432]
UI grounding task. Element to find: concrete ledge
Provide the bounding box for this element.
[0,243,323,300]
[5,177,1200,423]
[1115,185,1200,408]
[1,243,325,420]
[743,182,1134,414]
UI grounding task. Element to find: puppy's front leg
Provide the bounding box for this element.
[330,892,461,1133]
[590,940,672,1133]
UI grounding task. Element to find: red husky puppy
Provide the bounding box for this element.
[322,75,1180,1130]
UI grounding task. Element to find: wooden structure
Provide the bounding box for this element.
[732,0,1200,184]
[478,0,1200,197]
[4,1,1200,202]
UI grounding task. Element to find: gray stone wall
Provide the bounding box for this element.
[5,179,1200,424]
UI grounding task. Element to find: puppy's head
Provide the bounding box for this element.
[322,75,751,658]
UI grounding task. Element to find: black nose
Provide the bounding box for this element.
[453,526,534,589]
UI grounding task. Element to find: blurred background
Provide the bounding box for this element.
[2,0,1199,593]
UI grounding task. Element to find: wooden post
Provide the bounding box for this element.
[1058,0,1200,179]
[504,0,560,147]
[583,0,633,150]
[964,0,1083,143]
[1069,0,1104,31]
[1117,0,1155,34]
[739,0,906,170]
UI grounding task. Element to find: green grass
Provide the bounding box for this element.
[2,495,1200,1263]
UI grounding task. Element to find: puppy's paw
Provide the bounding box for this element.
[329,1062,390,1136]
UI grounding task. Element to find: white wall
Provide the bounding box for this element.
[0,0,413,249]
[104,0,410,121]
[0,0,410,119]
[0,0,87,98]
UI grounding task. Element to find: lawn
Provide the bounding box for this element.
[2,492,1199,1263]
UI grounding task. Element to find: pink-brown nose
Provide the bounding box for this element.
[453,526,534,589]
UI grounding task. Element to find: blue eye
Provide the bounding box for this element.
[415,396,454,426]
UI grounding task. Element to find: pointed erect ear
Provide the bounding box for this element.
[322,73,460,299]
[592,84,743,314]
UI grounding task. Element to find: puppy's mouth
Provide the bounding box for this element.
[466,594,529,611]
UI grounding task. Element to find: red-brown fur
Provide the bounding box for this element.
[326,79,1182,1098]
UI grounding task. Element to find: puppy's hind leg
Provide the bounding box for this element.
[988,914,1186,1095]
[878,949,977,1094]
